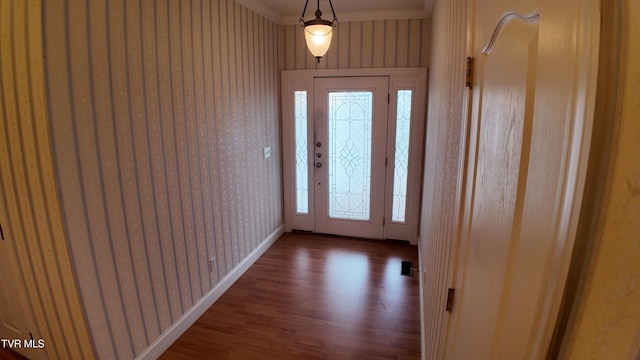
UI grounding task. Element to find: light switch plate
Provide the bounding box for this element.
[263,146,271,159]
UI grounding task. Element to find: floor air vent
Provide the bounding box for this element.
[401,261,414,276]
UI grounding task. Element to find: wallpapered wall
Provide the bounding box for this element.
[418,1,467,359]
[279,18,431,70]
[0,1,94,358]
[43,0,281,358]
[2,1,432,358]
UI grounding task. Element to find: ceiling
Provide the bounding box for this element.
[235,0,433,24]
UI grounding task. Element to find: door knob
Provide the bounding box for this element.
[316,152,322,158]
[315,162,322,168]
[315,141,322,148]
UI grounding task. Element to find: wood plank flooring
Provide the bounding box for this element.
[161,232,421,360]
[0,348,27,360]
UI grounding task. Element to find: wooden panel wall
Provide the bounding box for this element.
[280,19,431,70]
[0,0,95,359]
[419,0,467,359]
[42,0,281,358]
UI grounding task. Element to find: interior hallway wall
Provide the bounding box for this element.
[42,0,281,358]
[279,18,431,70]
[0,1,94,358]
[561,0,640,357]
[418,0,467,359]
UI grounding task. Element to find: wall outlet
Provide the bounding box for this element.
[209,257,216,273]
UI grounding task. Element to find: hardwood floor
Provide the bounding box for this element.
[161,232,421,360]
[0,348,27,360]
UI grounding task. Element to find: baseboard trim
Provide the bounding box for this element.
[418,241,426,360]
[136,224,285,360]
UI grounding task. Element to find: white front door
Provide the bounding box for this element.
[313,77,389,239]
[282,69,427,243]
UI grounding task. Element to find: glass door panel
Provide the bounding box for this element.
[294,91,309,214]
[328,91,373,220]
[391,90,412,223]
[314,76,389,239]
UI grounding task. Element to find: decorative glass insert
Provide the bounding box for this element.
[328,91,373,220]
[392,90,412,222]
[294,91,309,214]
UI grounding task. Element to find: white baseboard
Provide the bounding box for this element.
[136,224,285,360]
[419,241,426,360]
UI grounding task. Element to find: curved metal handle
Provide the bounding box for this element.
[482,10,540,55]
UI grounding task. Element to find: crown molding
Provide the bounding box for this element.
[424,0,434,17]
[233,0,284,23]
[282,9,429,25]
[234,0,430,25]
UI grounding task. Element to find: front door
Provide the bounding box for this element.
[313,77,389,239]
[282,69,427,243]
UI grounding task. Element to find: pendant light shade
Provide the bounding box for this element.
[300,0,338,63]
[303,24,334,58]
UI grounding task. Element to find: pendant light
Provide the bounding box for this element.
[299,0,338,63]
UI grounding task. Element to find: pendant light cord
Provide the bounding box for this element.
[299,0,309,24]
[299,0,338,25]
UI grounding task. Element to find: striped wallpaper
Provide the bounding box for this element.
[1,0,432,359]
[280,18,431,70]
[43,0,281,358]
[0,0,94,359]
[419,0,467,359]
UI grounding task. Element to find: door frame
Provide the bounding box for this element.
[281,68,427,244]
